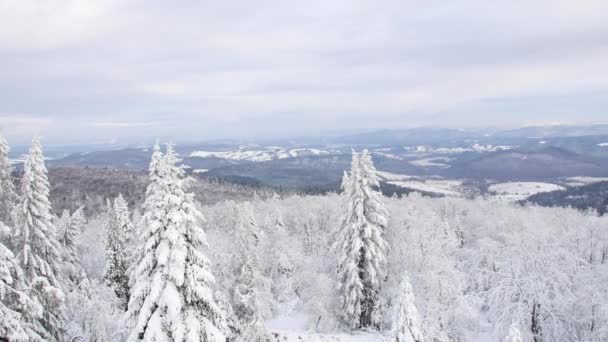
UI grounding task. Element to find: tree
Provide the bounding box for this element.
[0,222,42,340]
[231,203,270,342]
[128,143,163,290]
[505,323,522,342]
[334,150,389,330]
[13,137,64,341]
[58,206,87,289]
[103,195,132,307]
[127,144,227,342]
[0,134,18,227]
[394,276,424,342]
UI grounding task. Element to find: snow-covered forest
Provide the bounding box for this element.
[1,135,607,342]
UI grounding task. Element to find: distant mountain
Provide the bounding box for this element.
[449,147,607,180]
[495,124,608,138]
[328,128,479,145]
[525,181,608,215]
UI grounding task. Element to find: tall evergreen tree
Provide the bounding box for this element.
[231,203,270,342]
[58,206,86,289]
[14,137,64,341]
[127,144,227,342]
[0,134,18,227]
[0,222,42,340]
[335,150,389,330]
[103,194,132,306]
[394,276,424,342]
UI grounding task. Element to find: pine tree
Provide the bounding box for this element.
[103,194,132,306]
[505,323,522,342]
[231,203,270,341]
[0,134,18,227]
[14,137,64,341]
[58,206,86,289]
[128,143,163,290]
[0,222,42,340]
[394,276,424,342]
[335,150,389,330]
[127,144,227,342]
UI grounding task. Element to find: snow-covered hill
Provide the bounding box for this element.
[190,147,331,162]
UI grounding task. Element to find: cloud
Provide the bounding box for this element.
[0,0,607,143]
[91,121,160,128]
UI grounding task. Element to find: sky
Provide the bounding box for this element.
[1,0,608,145]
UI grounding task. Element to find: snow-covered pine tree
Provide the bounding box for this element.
[103,195,131,307]
[335,150,389,330]
[0,221,42,341]
[394,276,424,342]
[505,323,522,342]
[231,203,270,341]
[0,134,18,227]
[58,206,87,289]
[128,143,163,290]
[14,137,65,341]
[127,144,227,342]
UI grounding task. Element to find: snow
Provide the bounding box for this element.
[190,148,330,162]
[373,152,404,160]
[410,144,511,155]
[193,169,208,174]
[268,313,386,342]
[564,176,608,186]
[410,157,451,168]
[376,171,415,182]
[387,179,464,197]
[489,182,565,201]
[597,142,608,147]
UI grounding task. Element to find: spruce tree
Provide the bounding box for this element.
[58,206,86,289]
[394,276,424,342]
[0,222,42,340]
[103,195,131,307]
[14,137,64,341]
[127,144,227,342]
[0,134,18,227]
[335,150,389,330]
[232,203,270,341]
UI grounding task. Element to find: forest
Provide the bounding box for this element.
[1,135,607,342]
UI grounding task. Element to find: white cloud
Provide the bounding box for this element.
[1,0,607,142]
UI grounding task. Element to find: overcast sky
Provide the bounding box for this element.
[1,0,607,145]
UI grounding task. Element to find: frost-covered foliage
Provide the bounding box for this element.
[231,202,271,341]
[13,138,65,341]
[104,194,133,307]
[1,137,607,342]
[127,144,227,342]
[0,134,18,226]
[334,150,389,330]
[57,206,87,289]
[0,222,41,341]
[393,276,423,342]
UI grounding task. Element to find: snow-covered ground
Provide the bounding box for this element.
[597,142,608,147]
[377,172,464,197]
[489,182,565,201]
[564,176,608,186]
[410,157,451,168]
[410,144,511,155]
[268,314,386,342]
[190,148,330,162]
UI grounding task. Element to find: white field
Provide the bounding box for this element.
[377,171,464,197]
[489,182,565,201]
[267,314,385,342]
[190,148,330,162]
[410,157,451,168]
[565,176,608,186]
